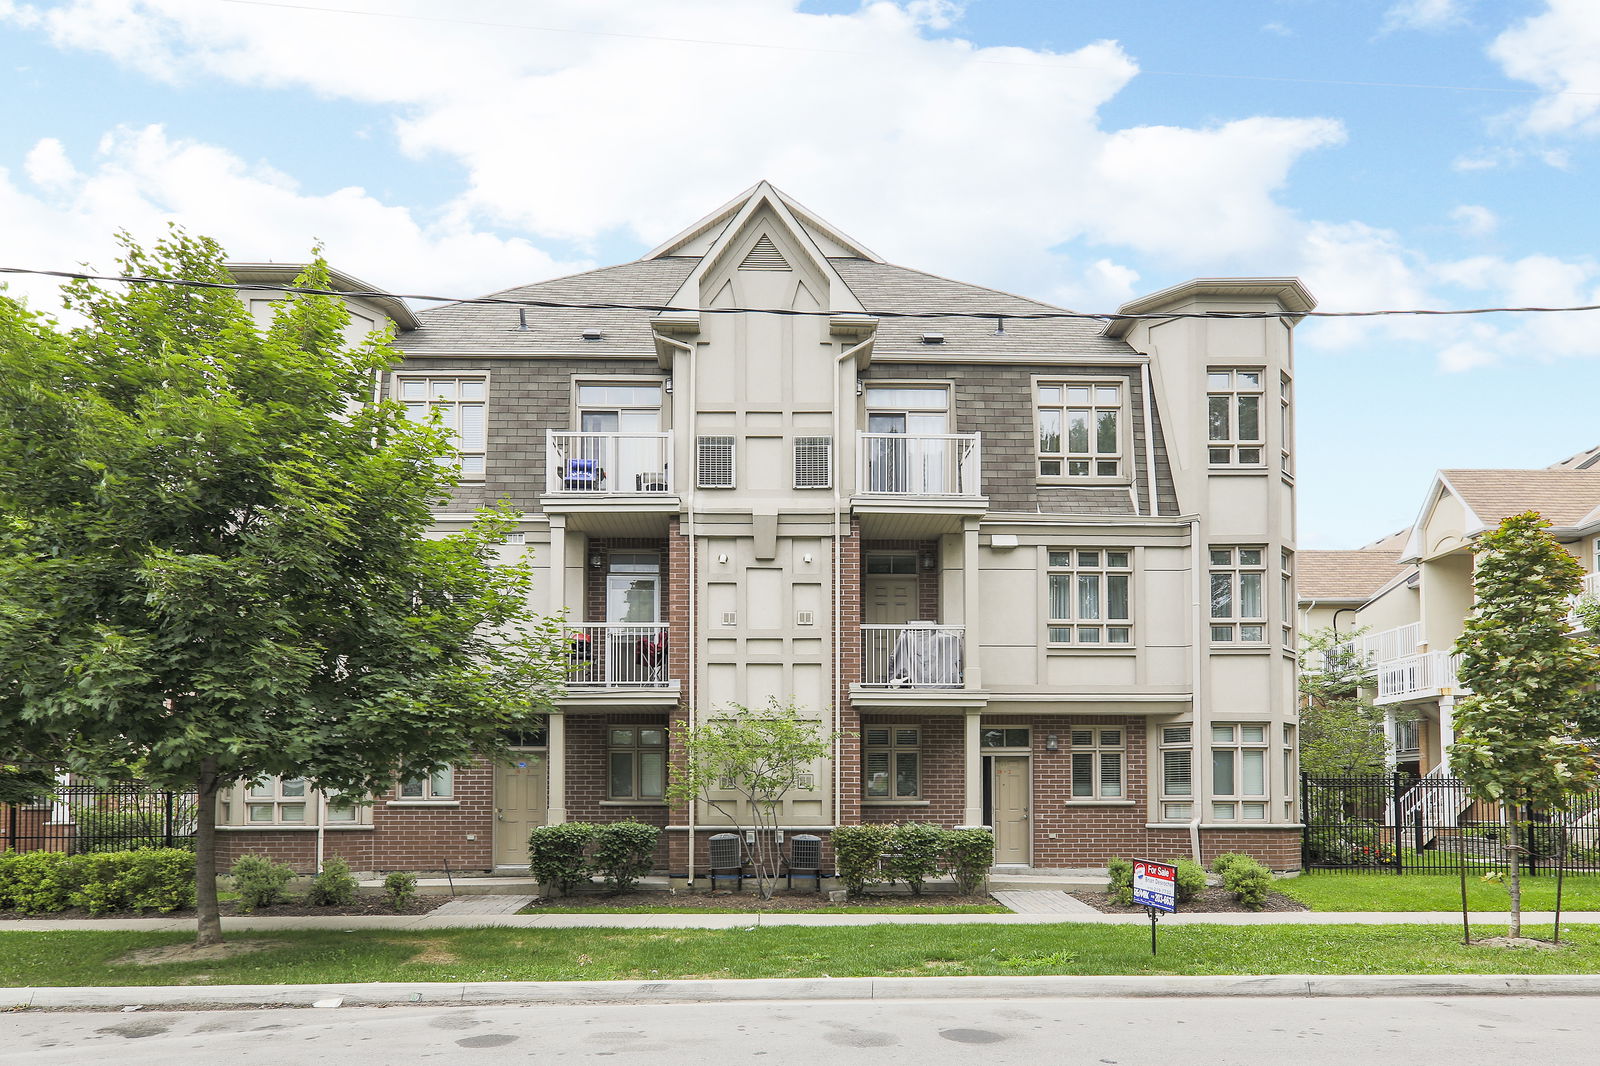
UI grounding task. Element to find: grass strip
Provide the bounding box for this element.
[5,923,1600,987]
[521,902,1008,915]
[1278,873,1600,912]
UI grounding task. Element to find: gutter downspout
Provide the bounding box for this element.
[315,790,326,874]
[656,332,698,885]
[1189,515,1205,864]
[834,336,874,831]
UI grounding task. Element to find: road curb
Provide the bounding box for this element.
[9,973,1600,1009]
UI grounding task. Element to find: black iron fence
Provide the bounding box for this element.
[1302,772,1600,875]
[2,784,198,854]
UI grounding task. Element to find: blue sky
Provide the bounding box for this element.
[2,0,1599,547]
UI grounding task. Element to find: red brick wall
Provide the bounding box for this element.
[837,517,863,827]
[858,713,964,826]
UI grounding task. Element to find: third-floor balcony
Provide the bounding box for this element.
[857,433,981,498]
[546,431,674,496]
[1360,622,1421,665]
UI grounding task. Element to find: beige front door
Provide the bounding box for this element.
[865,576,918,624]
[494,752,549,867]
[992,756,1031,865]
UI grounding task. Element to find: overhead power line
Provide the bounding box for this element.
[214,0,1600,100]
[5,265,1600,323]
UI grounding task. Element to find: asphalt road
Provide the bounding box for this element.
[2,995,1594,1065]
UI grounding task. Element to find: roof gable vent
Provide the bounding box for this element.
[739,234,791,271]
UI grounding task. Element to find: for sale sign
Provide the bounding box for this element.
[1132,859,1177,913]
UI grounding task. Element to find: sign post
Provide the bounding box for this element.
[1131,859,1177,956]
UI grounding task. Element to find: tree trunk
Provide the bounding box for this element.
[1506,809,1523,940]
[194,759,223,947]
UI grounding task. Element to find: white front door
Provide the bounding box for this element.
[494,752,548,867]
[991,756,1031,865]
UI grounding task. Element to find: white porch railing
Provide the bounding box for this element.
[567,624,671,687]
[1361,622,1421,665]
[1376,650,1464,703]
[546,432,673,495]
[1392,764,1473,847]
[861,624,965,688]
[857,433,981,497]
[1567,572,1600,631]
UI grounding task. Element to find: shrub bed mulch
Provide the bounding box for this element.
[526,890,999,912]
[0,891,446,921]
[1070,887,1309,914]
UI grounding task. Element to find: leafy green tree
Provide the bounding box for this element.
[0,230,564,945]
[667,699,836,900]
[1449,512,1600,938]
[1297,626,1398,776]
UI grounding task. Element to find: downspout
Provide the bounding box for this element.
[656,332,698,884]
[1189,515,1205,863]
[1140,362,1158,518]
[833,336,874,830]
[315,789,326,874]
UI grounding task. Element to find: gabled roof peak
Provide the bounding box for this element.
[642,181,883,263]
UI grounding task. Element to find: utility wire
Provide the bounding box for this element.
[213,0,1600,100]
[5,265,1600,323]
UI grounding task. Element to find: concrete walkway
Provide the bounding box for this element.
[990,889,1102,915]
[427,894,536,918]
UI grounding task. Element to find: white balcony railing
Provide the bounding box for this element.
[1361,622,1421,665]
[1376,650,1464,703]
[546,432,673,495]
[861,624,965,688]
[567,624,671,687]
[857,433,981,497]
[1567,572,1600,631]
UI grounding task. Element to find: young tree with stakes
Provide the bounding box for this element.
[667,699,837,901]
[1449,511,1600,940]
[0,231,565,945]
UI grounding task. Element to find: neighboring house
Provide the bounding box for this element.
[216,182,1313,876]
[1299,449,1600,782]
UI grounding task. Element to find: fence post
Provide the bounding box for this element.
[164,792,175,849]
[1524,805,1538,878]
[1299,771,1310,871]
[1392,772,1406,874]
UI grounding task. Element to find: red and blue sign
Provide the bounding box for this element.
[1132,859,1177,913]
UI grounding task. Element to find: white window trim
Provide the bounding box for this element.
[1157,724,1194,823]
[863,724,922,800]
[1032,376,1128,483]
[1279,372,1293,478]
[1047,548,1133,646]
[220,778,371,827]
[1068,726,1125,802]
[1210,722,1270,822]
[1206,367,1265,469]
[607,726,667,801]
[393,371,490,482]
[1209,546,1268,644]
[396,767,455,803]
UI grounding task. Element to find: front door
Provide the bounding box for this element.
[494,752,548,867]
[991,756,1031,865]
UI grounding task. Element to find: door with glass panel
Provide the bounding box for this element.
[576,383,663,492]
[864,386,949,493]
[604,553,662,685]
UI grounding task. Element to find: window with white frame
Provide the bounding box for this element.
[1211,723,1269,821]
[1282,724,1297,821]
[1209,547,1266,643]
[1159,725,1194,821]
[608,726,666,800]
[398,767,454,802]
[1070,727,1124,800]
[1036,382,1122,478]
[218,777,367,826]
[864,725,920,799]
[1280,550,1294,647]
[397,374,487,479]
[1279,373,1293,476]
[980,726,1030,749]
[1048,549,1131,645]
[1206,369,1263,466]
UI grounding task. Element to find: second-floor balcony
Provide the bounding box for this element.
[1361,622,1421,665]
[857,433,981,497]
[567,623,672,688]
[1568,572,1600,631]
[1376,650,1465,704]
[547,432,673,496]
[861,623,965,688]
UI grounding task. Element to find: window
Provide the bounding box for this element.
[244,776,309,824]
[1159,725,1193,821]
[398,374,487,479]
[608,726,666,800]
[697,435,735,488]
[863,386,951,494]
[1282,724,1297,821]
[1280,550,1294,647]
[1036,381,1122,478]
[866,553,918,575]
[576,383,661,432]
[1279,373,1293,476]
[1206,369,1263,466]
[1209,547,1266,642]
[980,727,1031,749]
[1070,727,1124,799]
[1211,723,1269,821]
[864,725,920,799]
[398,767,454,801]
[794,435,833,489]
[1047,550,1131,645]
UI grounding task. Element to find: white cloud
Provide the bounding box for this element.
[1382,0,1468,33]
[1489,0,1600,135]
[1449,204,1498,236]
[1261,22,1293,38]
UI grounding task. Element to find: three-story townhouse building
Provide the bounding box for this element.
[214,183,1312,877]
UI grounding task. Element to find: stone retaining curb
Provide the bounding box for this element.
[8,973,1600,1009]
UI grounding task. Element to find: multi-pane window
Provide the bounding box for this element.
[1279,373,1293,476]
[608,726,666,800]
[577,383,661,432]
[1037,382,1121,478]
[980,727,1031,749]
[1211,723,1269,821]
[864,725,920,799]
[1280,550,1294,647]
[1047,550,1131,644]
[1070,727,1124,799]
[1209,547,1266,642]
[399,767,454,801]
[1282,724,1297,822]
[398,374,487,479]
[1206,369,1263,466]
[245,776,309,825]
[1159,725,1194,822]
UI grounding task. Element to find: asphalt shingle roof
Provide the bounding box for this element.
[1442,469,1600,528]
[1298,550,1408,601]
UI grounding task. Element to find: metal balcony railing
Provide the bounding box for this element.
[860,624,965,688]
[546,432,673,495]
[1376,650,1464,703]
[567,624,671,687]
[1360,622,1421,665]
[857,433,981,497]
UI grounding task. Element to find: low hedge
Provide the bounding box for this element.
[0,848,195,915]
[1213,852,1273,910]
[833,824,996,898]
[528,821,662,895]
[1108,856,1207,907]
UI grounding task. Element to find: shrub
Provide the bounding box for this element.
[528,822,594,894]
[831,824,890,898]
[1106,857,1134,905]
[0,849,194,915]
[119,849,196,913]
[383,871,418,911]
[589,821,660,895]
[944,827,994,895]
[1174,858,1207,904]
[305,857,359,907]
[1215,853,1273,910]
[1211,852,1253,879]
[0,851,74,913]
[884,822,946,896]
[230,854,295,911]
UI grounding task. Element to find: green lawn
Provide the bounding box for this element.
[522,901,1007,915]
[4,924,1600,987]
[1278,872,1600,912]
